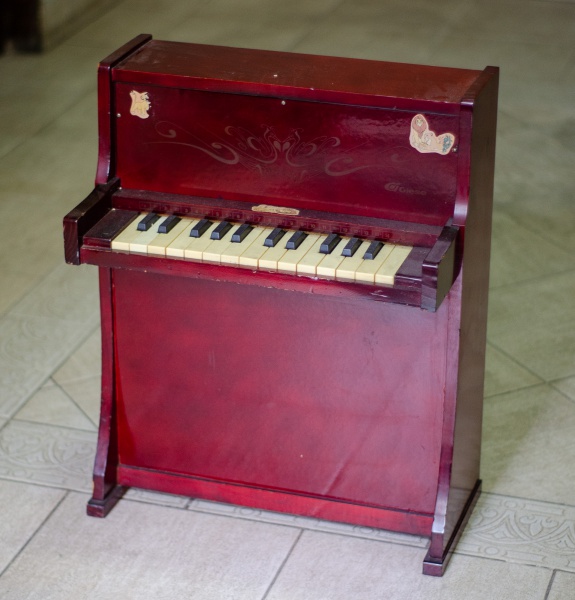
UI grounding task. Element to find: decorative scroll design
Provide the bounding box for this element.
[409,114,454,155]
[151,122,372,182]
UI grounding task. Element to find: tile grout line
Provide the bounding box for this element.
[260,529,304,600]
[0,491,69,580]
[543,569,557,600]
[51,376,100,429]
[485,338,551,385]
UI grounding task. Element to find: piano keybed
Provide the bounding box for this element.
[110,212,413,286]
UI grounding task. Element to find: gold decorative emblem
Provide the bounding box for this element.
[129,91,151,119]
[409,114,455,155]
[252,204,300,216]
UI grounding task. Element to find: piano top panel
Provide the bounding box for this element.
[113,39,483,111]
[98,37,497,228]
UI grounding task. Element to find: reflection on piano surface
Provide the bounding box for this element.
[63,35,498,577]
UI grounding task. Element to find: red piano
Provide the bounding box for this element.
[63,35,498,575]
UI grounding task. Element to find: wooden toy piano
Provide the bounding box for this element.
[63,35,498,575]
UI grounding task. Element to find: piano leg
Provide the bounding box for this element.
[87,268,126,518]
[423,480,481,575]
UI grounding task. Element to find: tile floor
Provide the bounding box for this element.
[0,0,574,597]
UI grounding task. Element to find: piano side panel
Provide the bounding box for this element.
[111,268,449,517]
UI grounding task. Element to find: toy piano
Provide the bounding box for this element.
[63,35,498,575]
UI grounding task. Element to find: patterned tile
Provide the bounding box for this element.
[459,494,575,572]
[191,499,429,548]
[0,421,95,491]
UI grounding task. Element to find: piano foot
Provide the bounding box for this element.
[87,485,127,518]
[422,479,482,576]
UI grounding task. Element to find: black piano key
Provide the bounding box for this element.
[320,233,342,254]
[264,228,286,248]
[157,215,181,234]
[231,223,254,243]
[363,241,384,260]
[190,218,212,238]
[342,237,362,257]
[285,230,307,250]
[210,220,233,240]
[137,213,160,231]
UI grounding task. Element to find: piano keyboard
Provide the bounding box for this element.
[111,213,413,286]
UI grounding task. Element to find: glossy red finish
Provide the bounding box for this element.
[63,36,498,576]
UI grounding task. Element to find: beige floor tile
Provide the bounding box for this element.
[0,492,300,599]
[483,343,542,398]
[166,14,312,52]
[291,19,437,64]
[0,481,65,572]
[0,316,92,418]
[481,384,575,504]
[487,271,575,381]
[62,3,205,50]
[10,263,99,324]
[0,266,44,317]
[459,493,575,572]
[0,45,102,142]
[548,571,575,600]
[57,376,101,427]
[0,421,95,490]
[15,381,96,431]
[489,210,574,289]
[452,0,575,46]
[265,530,551,600]
[552,376,575,403]
[53,329,101,385]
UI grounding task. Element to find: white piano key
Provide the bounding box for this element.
[335,240,372,282]
[374,244,413,285]
[130,216,171,254]
[354,243,395,284]
[110,212,143,252]
[147,217,194,256]
[316,237,349,279]
[295,235,327,276]
[202,224,239,264]
[238,227,274,268]
[183,221,220,261]
[277,233,321,274]
[165,218,200,258]
[219,225,264,265]
[259,235,291,272]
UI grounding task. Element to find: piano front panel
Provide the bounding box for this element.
[114,83,460,226]
[113,266,447,514]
